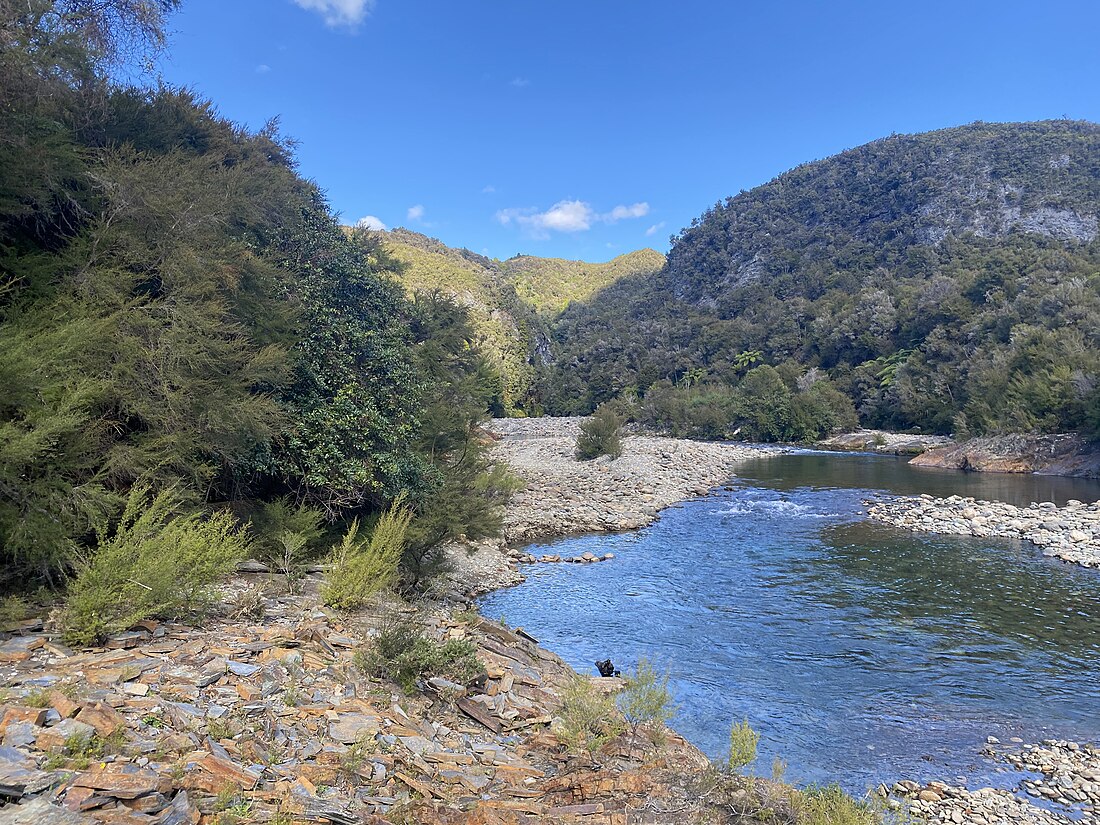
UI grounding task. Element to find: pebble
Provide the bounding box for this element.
[893,740,1100,824]
[867,494,1100,569]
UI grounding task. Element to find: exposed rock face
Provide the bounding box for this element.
[867,494,1100,569]
[817,429,953,456]
[911,434,1100,477]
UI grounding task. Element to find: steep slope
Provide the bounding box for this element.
[379,230,666,412]
[501,247,666,315]
[543,120,1100,439]
[380,229,546,412]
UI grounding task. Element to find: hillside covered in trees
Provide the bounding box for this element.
[0,1,512,604]
[540,121,1100,442]
[379,229,665,412]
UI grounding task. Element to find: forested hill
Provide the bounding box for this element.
[378,229,547,413]
[541,121,1100,442]
[376,228,665,411]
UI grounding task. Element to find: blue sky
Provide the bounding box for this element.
[160,0,1100,262]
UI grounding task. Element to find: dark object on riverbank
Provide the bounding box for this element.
[911,433,1100,478]
[595,658,621,677]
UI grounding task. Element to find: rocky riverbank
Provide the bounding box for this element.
[867,494,1100,569]
[892,739,1100,824]
[491,417,775,542]
[0,578,833,825]
[911,434,1100,478]
[446,417,777,597]
[817,429,954,456]
[0,581,699,824]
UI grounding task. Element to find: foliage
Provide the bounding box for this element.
[359,615,482,694]
[617,657,676,749]
[0,596,31,628]
[400,291,520,590]
[250,498,325,582]
[502,248,666,316]
[728,719,760,772]
[540,121,1100,441]
[794,784,882,825]
[382,229,546,413]
[555,675,626,754]
[576,406,625,460]
[60,487,249,646]
[0,7,512,596]
[639,367,857,443]
[322,500,411,611]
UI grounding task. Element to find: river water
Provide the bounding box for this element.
[479,452,1100,793]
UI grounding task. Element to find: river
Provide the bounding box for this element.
[479,452,1100,793]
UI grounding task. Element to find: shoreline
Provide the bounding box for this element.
[3,423,1097,823]
[454,418,1100,823]
[867,494,1100,569]
[446,417,779,597]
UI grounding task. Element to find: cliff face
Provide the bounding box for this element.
[539,121,1100,440]
[910,434,1100,477]
[665,120,1100,307]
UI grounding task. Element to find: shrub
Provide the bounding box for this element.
[555,675,626,754]
[576,406,624,461]
[0,595,30,628]
[617,657,676,751]
[250,498,324,582]
[794,784,881,825]
[639,380,739,439]
[728,718,760,772]
[359,616,482,694]
[323,500,412,611]
[61,487,249,646]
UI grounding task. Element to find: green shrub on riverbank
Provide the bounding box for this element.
[576,406,625,460]
[728,718,761,772]
[323,501,411,611]
[358,616,482,694]
[796,783,882,825]
[556,675,626,753]
[61,488,248,646]
[618,657,676,749]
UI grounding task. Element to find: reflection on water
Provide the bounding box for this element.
[479,454,1100,792]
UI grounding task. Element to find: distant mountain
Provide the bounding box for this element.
[542,121,1100,439]
[378,230,665,412]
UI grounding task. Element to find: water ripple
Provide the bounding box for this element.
[481,453,1100,792]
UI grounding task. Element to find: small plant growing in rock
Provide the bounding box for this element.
[359,615,482,694]
[575,405,624,461]
[0,595,30,628]
[555,675,626,754]
[250,498,325,588]
[617,657,676,753]
[728,718,760,773]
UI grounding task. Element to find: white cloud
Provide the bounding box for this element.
[356,215,387,231]
[255,64,271,74]
[406,204,425,222]
[292,0,375,27]
[605,202,649,221]
[645,221,667,237]
[509,77,531,88]
[496,199,651,238]
[481,185,496,194]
